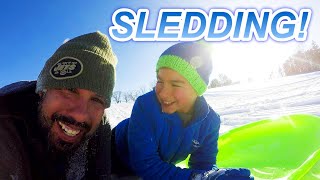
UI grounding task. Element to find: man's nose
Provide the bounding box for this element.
[68,99,89,123]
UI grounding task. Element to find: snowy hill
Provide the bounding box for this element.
[107,71,320,134]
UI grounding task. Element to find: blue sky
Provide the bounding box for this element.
[1,0,319,92]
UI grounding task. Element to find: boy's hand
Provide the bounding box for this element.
[192,168,254,180]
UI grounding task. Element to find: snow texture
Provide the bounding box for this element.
[107,72,320,134]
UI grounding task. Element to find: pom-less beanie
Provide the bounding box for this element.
[36,31,117,108]
[156,42,212,96]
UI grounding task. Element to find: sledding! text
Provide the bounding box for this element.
[109,8,312,42]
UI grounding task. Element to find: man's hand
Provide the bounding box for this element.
[192,168,254,180]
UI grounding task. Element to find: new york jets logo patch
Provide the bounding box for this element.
[50,57,83,80]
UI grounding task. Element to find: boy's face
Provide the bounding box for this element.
[155,68,198,114]
[39,88,106,152]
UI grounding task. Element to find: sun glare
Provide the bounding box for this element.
[210,41,297,83]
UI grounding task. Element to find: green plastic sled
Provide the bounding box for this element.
[176,114,320,180]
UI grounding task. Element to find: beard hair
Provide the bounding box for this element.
[37,95,93,153]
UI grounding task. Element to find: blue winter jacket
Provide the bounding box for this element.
[115,90,221,179]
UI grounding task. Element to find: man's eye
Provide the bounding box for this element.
[67,88,77,94]
[92,97,105,107]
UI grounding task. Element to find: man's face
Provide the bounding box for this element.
[155,68,198,114]
[39,88,106,152]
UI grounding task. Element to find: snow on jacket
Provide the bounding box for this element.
[0,81,111,180]
[115,90,221,179]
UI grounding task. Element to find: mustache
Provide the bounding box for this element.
[52,113,90,131]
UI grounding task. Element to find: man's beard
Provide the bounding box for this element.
[37,99,93,153]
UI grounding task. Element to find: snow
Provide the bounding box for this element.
[106,71,320,134]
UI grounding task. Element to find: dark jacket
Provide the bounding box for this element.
[115,90,221,179]
[0,81,111,180]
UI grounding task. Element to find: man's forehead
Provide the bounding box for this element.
[75,88,104,98]
[47,88,104,98]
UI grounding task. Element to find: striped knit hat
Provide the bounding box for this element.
[156,42,212,96]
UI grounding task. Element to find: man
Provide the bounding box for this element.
[0,31,117,179]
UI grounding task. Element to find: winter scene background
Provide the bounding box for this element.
[107,71,320,134]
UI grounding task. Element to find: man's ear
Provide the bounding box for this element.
[38,89,47,98]
[101,112,108,125]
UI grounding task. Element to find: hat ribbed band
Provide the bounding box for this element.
[156,55,207,96]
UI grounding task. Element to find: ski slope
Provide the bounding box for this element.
[107,71,320,134]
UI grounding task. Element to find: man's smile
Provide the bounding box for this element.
[58,121,81,137]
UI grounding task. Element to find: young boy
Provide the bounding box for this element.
[112,42,253,180]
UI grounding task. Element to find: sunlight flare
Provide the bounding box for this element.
[210,41,297,83]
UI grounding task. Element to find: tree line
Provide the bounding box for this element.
[209,41,320,88]
[281,41,320,76]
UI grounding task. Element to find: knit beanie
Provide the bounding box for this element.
[156,42,212,96]
[36,31,117,108]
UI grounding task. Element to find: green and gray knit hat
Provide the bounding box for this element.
[156,42,212,96]
[36,31,117,108]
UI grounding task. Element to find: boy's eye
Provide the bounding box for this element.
[172,83,182,87]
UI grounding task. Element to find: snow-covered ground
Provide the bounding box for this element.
[107,71,320,134]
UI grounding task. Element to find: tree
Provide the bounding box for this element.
[122,92,131,103]
[209,74,233,88]
[111,80,157,104]
[137,86,147,97]
[282,41,320,76]
[123,90,139,102]
[112,91,122,103]
[112,90,142,104]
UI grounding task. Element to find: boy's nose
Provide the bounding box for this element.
[158,86,171,99]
